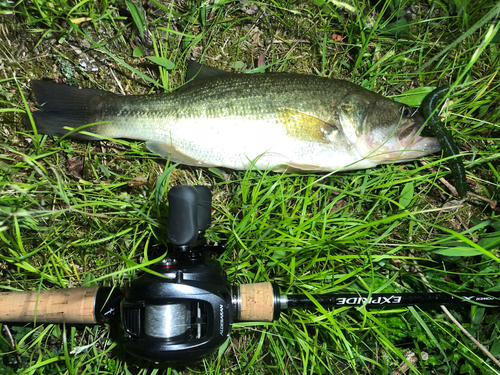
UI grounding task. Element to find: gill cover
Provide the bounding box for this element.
[338,94,370,145]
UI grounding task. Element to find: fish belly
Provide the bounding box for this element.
[103,112,363,172]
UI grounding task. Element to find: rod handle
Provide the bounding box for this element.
[0,287,100,324]
[238,282,280,322]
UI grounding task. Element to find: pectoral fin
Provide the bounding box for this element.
[146,141,216,167]
[277,108,338,143]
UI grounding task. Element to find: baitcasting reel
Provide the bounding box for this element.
[121,185,235,362]
[1,185,500,363]
[120,185,285,361]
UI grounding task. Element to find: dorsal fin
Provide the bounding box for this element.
[186,61,230,82]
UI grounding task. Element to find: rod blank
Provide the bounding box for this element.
[284,292,500,309]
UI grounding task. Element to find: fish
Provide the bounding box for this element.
[23,62,440,172]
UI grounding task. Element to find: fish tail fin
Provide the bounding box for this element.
[23,81,110,140]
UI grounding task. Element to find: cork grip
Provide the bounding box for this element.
[239,282,275,322]
[0,287,100,324]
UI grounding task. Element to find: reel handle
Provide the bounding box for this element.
[167,185,212,247]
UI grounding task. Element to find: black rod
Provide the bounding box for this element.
[285,292,500,309]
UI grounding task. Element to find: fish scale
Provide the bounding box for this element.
[24,63,440,172]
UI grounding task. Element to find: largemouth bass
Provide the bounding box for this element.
[24,63,440,172]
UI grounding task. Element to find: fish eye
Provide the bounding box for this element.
[399,106,412,117]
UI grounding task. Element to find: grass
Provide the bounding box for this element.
[1,0,500,374]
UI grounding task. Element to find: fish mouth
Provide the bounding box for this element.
[365,120,441,163]
[398,121,441,154]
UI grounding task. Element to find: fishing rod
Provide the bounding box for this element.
[0,185,499,363]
